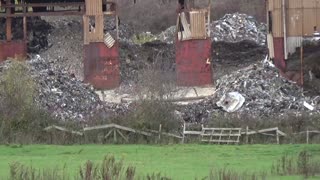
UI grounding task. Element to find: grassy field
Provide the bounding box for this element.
[0,144,320,179]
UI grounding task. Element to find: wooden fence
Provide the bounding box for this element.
[43,123,319,144]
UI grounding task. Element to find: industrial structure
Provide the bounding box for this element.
[0,0,214,89]
[0,0,120,89]
[267,0,320,84]
[175,0,212,86]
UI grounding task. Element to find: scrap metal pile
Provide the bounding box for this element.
[0,57,104,121]
[157,13,266,45]
[28,56,104,121]
[178,62,320,123]
[210,13,266,45]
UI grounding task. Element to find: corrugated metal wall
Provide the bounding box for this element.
[85,0,103,16]
[269,0,320,37]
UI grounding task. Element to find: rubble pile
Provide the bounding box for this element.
[157,13,267,45]
[0,17,52,53]
[157,26,176,44]
[178,63,320,123]
[211,13,266,45]
[27,56,104,121]
[104,18,135,42]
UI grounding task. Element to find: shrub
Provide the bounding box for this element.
[0,60,55,144]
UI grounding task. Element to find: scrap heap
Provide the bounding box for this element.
[178,62,320,123]
[211,13,266,45]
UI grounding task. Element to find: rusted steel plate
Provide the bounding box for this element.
[0,40,27,61]
[273,37,286,71]
[175,38,212,86]
[84,42,120,89]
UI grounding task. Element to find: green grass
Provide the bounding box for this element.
[0,144,320,179]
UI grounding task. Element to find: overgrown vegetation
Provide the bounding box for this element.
[271,150,320,178]
[0,61,55,144]
[8,155,171,180]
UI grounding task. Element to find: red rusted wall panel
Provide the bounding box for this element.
[84,42,120,89]
[0,41,27,61]
[273,37,286,71]
[175,39,212,86]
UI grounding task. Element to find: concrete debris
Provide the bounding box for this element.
[216,92,245,112]
[211,13,266,45]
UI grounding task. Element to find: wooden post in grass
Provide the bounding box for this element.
[276,127,279,145]
[182,122,185,144]
[246,126,249,144]
[113,128,117,143]
[158,124,162,143]
[306,129,309,144]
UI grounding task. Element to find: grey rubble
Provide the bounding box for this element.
[178,63,320,123]
[158,13,266,45]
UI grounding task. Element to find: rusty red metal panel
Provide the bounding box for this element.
[175,38,212,86]
[84,42,120,89]
[0,40,27,61]
[273,37,286,71]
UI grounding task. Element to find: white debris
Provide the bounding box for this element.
[217,92,245,113]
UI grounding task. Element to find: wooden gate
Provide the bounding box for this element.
[201,128,241,144]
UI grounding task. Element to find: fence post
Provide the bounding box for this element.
[182,122,185,144]
[276,127,279,145]
[158,124,162,143]
[113,128,117,143]
[306,129,309,144]
[246,126,249,144]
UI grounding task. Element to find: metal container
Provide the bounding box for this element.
[0,40,27,61]
[175,38,212,86]
[84,42,120,89]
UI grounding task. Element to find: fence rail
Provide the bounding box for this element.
[43,123,319,144]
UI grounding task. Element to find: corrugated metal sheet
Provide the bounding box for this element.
[190,10,207,39]
[179,12,192,40]
[287,8,303,36]
[269,0,320,37]
[85,0,103,16]
[286,36,302,56]
[267,34,275,59]
[175,39,212,86]
[104,32,115,48]
[84,42,120,89]
[0,41,27,61]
